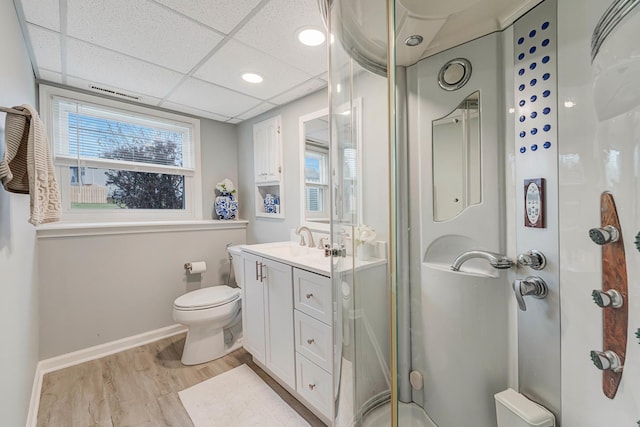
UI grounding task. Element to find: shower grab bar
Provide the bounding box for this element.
[591,0,640,61]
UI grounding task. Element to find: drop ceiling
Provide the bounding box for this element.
[14,0,328,124]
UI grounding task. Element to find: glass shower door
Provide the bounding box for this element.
[328,0,393,426]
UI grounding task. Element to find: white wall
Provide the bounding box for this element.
[558,1,640,425]
[38,226,246,358]
[200,118,238,219]
[0,1,38,425]
[237,90,327,243]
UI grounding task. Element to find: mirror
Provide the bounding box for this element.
[300,108,330,228]
[299,101,362,230]
[432,91,481,221]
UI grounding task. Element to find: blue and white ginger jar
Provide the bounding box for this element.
[264,193,280,214]
[215,192,238,220]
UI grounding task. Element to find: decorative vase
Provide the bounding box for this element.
[215,192,238,220]
[263,193,280,214]
[357,244,372,261]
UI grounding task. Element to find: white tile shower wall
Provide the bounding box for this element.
[558,0,640,425]
[0,2,38,426]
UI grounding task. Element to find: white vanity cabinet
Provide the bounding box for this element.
[293,269,333,417]
[241,252,295,389]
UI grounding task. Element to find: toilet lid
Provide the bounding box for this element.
[174,286,240,310]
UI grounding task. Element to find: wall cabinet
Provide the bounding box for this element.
[253,116,284,218]
[241,252,295,388]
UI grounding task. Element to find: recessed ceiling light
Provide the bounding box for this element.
[298,28,326,46]
[242,73,263,84]
[405,35,424,47]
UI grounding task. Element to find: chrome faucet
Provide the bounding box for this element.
[451,250,514,272]
[295,226,315,248]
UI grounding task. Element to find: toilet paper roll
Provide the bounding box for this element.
[186,261,207,274]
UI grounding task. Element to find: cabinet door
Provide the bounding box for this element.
[253,116,282,182]
[242,252,265,364]
[263,258,295,388]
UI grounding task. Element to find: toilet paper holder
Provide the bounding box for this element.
[184,261,207,274]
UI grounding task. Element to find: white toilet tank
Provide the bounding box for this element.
[495,389,555,427]
[227,245,244,287]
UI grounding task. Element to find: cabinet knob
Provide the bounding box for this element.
[591,289,623,308]
[307,338,315,345]
[588,225,619,245]
[306,293,313,299]
[590,350,623,372]
[308,383,316,390]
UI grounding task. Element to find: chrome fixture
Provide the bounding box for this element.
[295,225,315,248]
[317,236,329,249]
[634,231,640,252]
[588,225,619,245]
[591,0,640,62]
[450,250,514,272]
[591,289,624,308]
[404,35,423,47]
[512,276,548,311]
[590,350,623,373]
[438,58,472,91]
[517,249,547,270]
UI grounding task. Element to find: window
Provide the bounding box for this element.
[40,85,201,221]
[304,148,329,219]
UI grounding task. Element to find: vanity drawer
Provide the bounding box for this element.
[293,269,332,325]
[296,353,332,418]
[295,310,332,373]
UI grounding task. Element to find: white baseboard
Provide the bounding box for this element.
[25,324,187,427]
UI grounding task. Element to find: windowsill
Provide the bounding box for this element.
[36,219,249,238]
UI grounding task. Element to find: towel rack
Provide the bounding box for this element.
[0,106,29,117]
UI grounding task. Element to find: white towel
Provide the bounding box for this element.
[0,105,61,225]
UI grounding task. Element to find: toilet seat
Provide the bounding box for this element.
[174,286,240,311]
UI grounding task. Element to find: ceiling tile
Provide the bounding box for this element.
[166,78,262,118]
[66,0,224,73]
[234,0,327,75]
[19,0,60,31]
[268,78,327,105]
[152,0,263,34]
[160,101,232,122]
[235,102,278,120]
[66,38,184,99]
[26,24,61,73]
[194,39,313,100]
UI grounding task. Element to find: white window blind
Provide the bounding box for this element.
[52,96,195,177]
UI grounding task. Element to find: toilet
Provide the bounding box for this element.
[495,388,555,427]
[173,245,244,365]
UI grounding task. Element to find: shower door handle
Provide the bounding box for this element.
[513,276,548,311]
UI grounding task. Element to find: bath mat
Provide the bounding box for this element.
[178,364,310,427]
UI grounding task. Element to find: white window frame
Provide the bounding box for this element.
[39,85,202,223]
[304,147,330,219]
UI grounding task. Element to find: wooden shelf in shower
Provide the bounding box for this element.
[600,192,628,399]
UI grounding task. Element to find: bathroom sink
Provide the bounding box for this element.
[241,241,330,275]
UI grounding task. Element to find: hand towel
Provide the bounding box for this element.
[0,105,61,225]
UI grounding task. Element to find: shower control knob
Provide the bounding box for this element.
[512,276,548,311]
[517,250,547,270]
[591,289,623,308]
[590,350,623,372]
[588,225,619,245]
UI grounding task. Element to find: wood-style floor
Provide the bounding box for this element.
[36,333,326,427]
